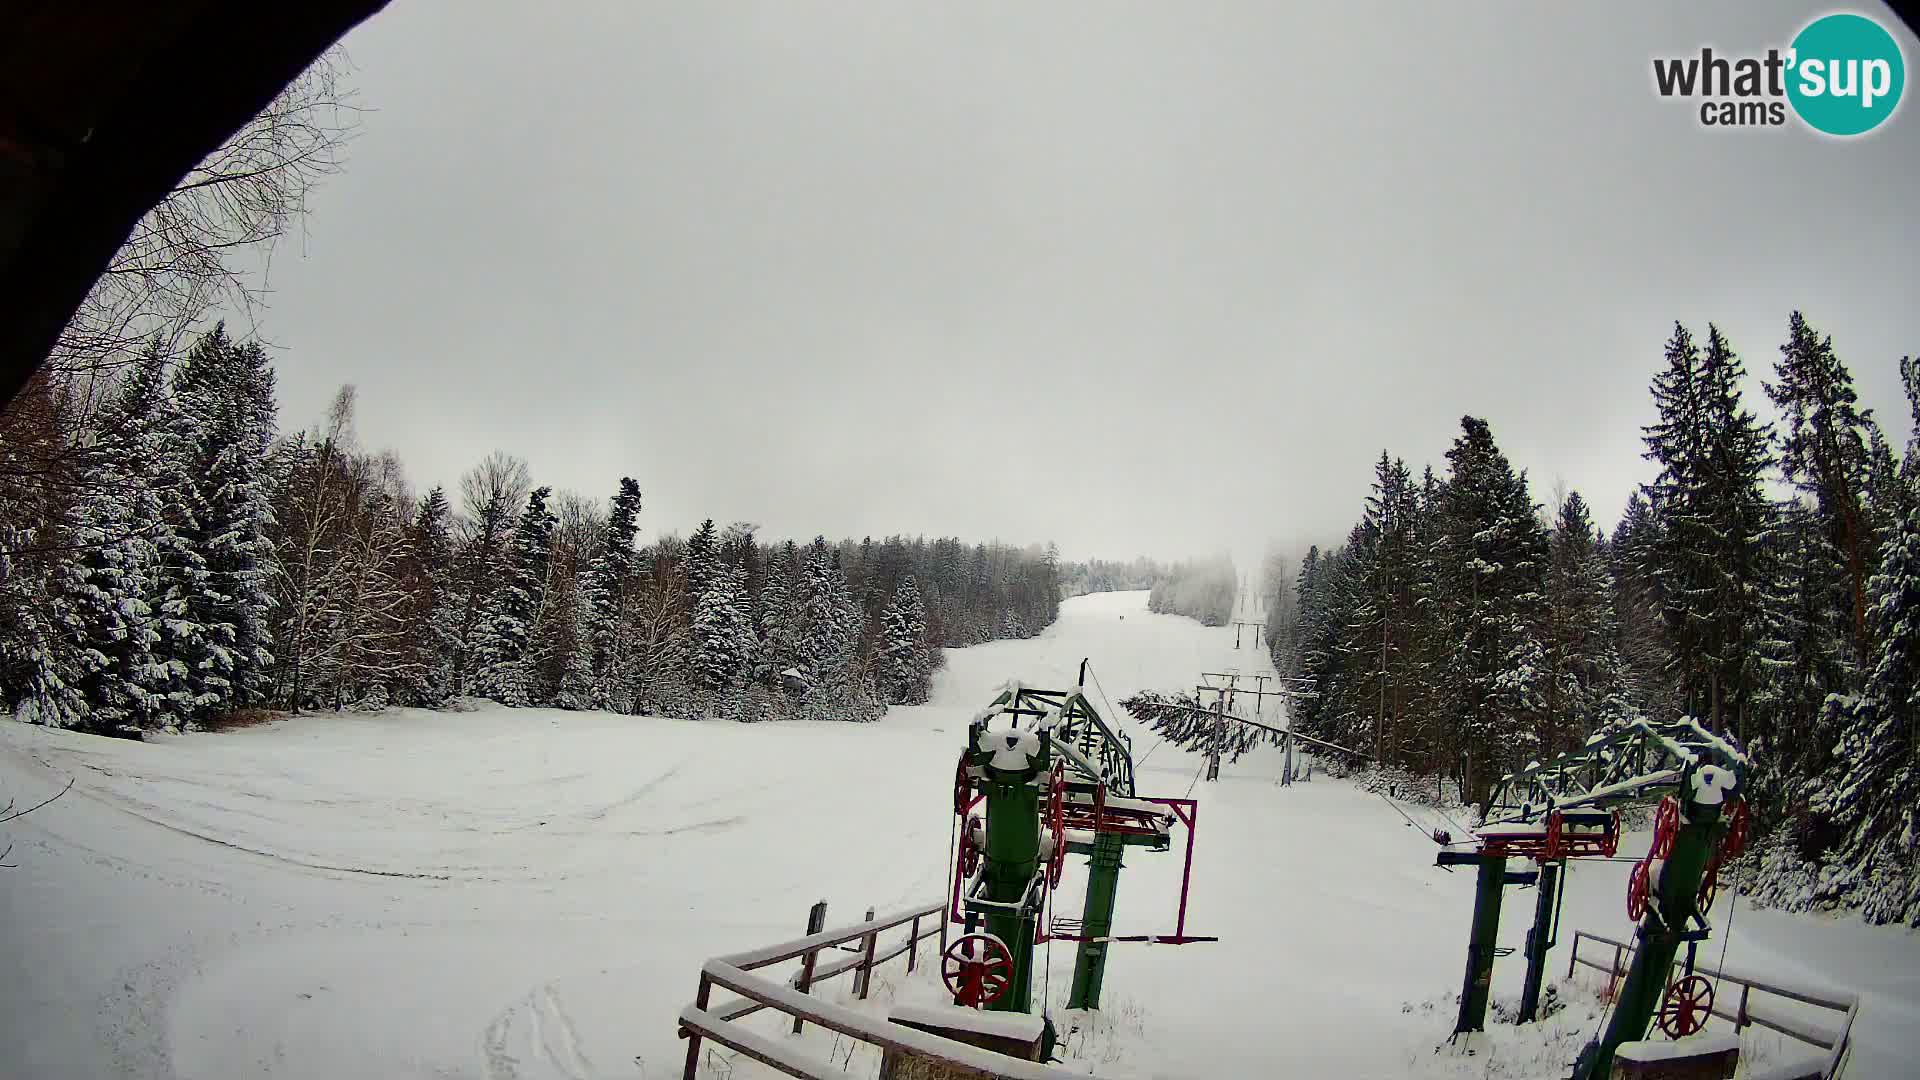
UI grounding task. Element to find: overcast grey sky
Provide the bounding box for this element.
[252,1,1920,571]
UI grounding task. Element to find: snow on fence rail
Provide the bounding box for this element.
[1567,929,1857,1080]
[677,899,1127,1080]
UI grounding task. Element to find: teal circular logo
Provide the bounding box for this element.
[1787,13,1905,136]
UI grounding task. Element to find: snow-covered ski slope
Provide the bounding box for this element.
[0,591,1912,1078]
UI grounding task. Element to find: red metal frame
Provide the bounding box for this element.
[949,787,1216,946]
[1039,796,1215,945]
[1474,809,1621,862]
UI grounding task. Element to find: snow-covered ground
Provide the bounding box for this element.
[1,591,1912,1078]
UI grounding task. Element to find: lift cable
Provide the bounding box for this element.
[1434,802,1476,842]
[1373,788,1451,842]
[1182,754,1210,799]
[1086,660,1177,771]
[1710,885,1740,1022]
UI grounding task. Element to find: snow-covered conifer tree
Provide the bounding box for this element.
[877,574,932,704]
[472,486,555,705]
[173,326,279,716]
[585,477,641,709]
[1808,497,1920,925]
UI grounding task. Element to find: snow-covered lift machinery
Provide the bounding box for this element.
[947,664,1211,1027]
[1438,719,1748,1080]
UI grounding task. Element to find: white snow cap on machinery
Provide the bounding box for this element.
[978,727,1042,771]
[1690,764,1734,806]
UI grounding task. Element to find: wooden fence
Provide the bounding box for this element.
[677,898,1126,1080]
[1567,929,1858,1079]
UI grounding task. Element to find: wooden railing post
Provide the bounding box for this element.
[683,973,711,1080]
[857,907,879,999]
[1567,933,1579,980]
[792,900,828,1036]
[907,915,921,973]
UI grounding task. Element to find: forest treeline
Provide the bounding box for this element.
[1148,556,1238,626]
[0,326,1063,734]
[1266,313,1920,926]
[1059,556,1164,598]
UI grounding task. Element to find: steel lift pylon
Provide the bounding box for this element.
[1435,719,1750,1080]
[944,663,1213,1040]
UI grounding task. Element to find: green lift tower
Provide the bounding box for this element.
[942,667,1212,1034]
[1432,719,1749,1079]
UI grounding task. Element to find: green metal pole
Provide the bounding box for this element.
[1067,829,1125,1009]
[1453,853,1508,1035]
[1518,861,1560,1023]
[981,771,1041,1013]
[1576,793,1724,1080]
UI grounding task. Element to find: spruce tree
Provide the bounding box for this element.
[1401,466,1454,773]
[1436,416,1550,802]
[131,361,209,727]
[1864,425,1909,539]
[757,541,802,682]
[1290,546,1332,730]
[1899,355,1920,496]
[551,575,596,710]
[792,542,869,718]
[1642,323,1778,740]
[1769,312,1879,663]
[1337,453,1418,764]
[690,562,751,692]
[51,454,159,735]
[585,477,642,709]
[405,487,461,705]
[0,560,85,728]
[472,486,555,705]
[1757,499,1854,817]
[77,349,206,732]
[173,326,279,716]
[1809,497,1920,925]
[878,574,932,704]
[1541,491,1629,754]
[1610,493,1678,723]
[685,518,720,599]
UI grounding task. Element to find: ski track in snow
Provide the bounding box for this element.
[0,591,1914,1079]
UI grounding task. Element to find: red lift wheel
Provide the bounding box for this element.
[1046,766,1067,887]
[1697,857,1720,912]
[1657,975,1715,1038]
[959,817,982,877]
[1723,798,1750,859]
[954,753,972,816]
[1603,810,1622,858]
[1651,797,1680,860]
[1543,809,1564,861]
[1627,859,1652,922]
[942,933,1014,1008]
